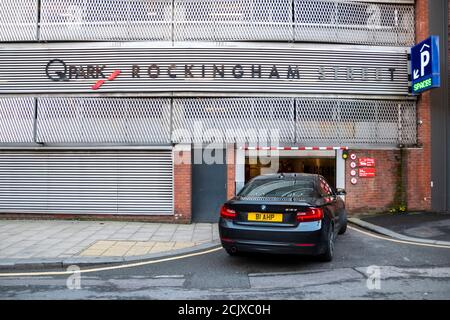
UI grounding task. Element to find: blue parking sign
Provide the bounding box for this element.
[411,35,440,94]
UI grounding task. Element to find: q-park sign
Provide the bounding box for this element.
[411,35,440,94]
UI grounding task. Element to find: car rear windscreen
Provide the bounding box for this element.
[238,178,317,199]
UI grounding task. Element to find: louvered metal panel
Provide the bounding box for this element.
[0,0,38,41]
[295,99,416,147]
[36,97,171,144]
[0,43,409,96]
[294,0,415,46]
[0,97,35,143]
[0,151,173,215]
[174,0,292,41]
[172,98,295,143]
[39,0,172,41]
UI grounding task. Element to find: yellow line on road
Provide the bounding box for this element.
[348,225,450,249]
[0,246,223,278]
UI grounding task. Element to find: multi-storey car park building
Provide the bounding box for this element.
[0,0,448,222]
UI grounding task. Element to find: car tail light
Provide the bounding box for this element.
[220,237,235,243]
[220,205,237,220]
[296,207,324,222]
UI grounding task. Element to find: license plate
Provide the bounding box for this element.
[247,212,283,222]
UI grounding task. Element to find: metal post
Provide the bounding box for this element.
[293,98,297,144]
[32,98,38,144]
[172,0,175,45]
[36,0,41,41]
[169,98,174,144]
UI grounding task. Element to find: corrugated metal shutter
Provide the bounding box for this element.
[0,151,173,215]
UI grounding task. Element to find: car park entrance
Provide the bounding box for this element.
[236,149,344,194]
[245,157,336,188]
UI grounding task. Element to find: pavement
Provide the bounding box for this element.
[0,219,220,269]
[349,212,450,245]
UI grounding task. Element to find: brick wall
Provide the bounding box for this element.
[226,144,236,200]
[345,149,401,214]
[173,148,192,223]
[404,0,432,211]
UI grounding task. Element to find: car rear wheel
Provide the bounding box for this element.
[317,223,334,262]
[338,210,348,235]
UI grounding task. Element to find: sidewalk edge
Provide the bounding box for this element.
[348,217,450,246]
[0,240,222,271]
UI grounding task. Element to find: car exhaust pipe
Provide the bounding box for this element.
[230,246,237,253]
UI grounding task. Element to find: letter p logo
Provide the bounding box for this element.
[420,50,430,77]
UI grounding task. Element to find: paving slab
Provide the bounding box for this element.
[0,219,220,270]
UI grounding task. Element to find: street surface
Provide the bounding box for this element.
[1,226,450,299]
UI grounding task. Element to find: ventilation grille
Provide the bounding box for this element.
[0,97,35,143]
[36,97,172,144]
[0,97,417,148]
[40,0,172,41]
[1,0,415,46]
[173,0,293,41]
[293,0,415,46]
[294,98,416,146]
[0,0,38,41]
[172,98,295,143]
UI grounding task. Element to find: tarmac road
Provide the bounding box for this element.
[1,226,450,300]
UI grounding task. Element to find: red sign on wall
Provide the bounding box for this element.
[359,168,376,178]
[358,158,375,167]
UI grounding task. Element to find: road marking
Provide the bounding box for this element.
[154,275,184,278]
[0,246,222,278]
[348,225,450,249]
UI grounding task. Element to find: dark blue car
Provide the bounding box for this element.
[219,173,347,262]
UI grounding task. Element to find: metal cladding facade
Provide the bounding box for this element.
[0,0,430,218]
[0,43,409,95]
